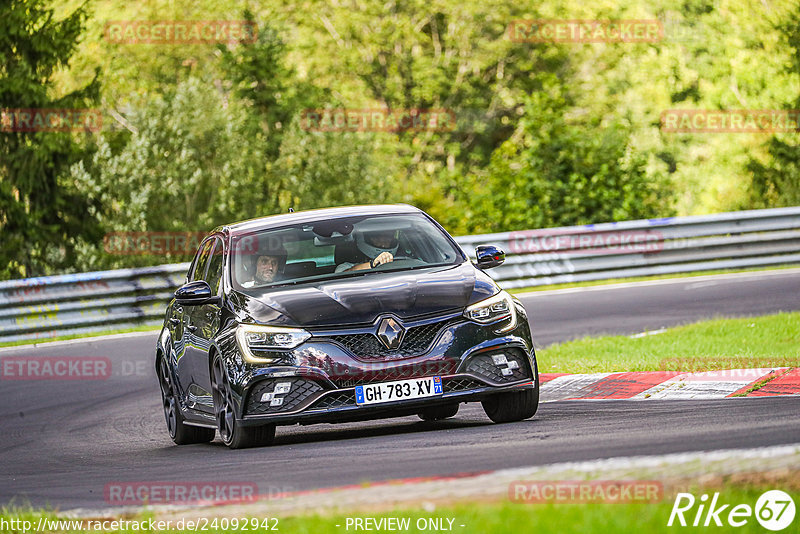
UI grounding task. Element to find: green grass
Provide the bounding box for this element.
[2,486,797,533]
[0,324,159,348]
[508,265,800,295]
[274,491,800,534]
[538,312,800,374]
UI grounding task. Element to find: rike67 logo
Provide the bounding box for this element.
[668,490,796,531]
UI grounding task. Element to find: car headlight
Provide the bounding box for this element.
[235,324,311,363]
[464,290,517,333]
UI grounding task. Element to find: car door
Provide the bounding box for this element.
[182,236,224,414]
[175,237,214,405]
[168,238,208,392]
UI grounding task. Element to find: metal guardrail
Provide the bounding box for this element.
[0,264,190,343]
[458,206,800,288]
[1,207,799,343]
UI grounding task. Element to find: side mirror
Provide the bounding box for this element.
[475,245,505,270]
[174,281,220,306]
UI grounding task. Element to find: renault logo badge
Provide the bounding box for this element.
[376,317,405,350]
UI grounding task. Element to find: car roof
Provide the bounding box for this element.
[214,204,424,236]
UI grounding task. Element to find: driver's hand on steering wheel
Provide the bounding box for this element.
[370,252,394,268]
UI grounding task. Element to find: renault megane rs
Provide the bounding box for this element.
[155,205,539,448]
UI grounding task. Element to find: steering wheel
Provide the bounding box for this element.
[370,255,420,269]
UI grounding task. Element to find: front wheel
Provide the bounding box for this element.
[481,388,539,423]
[211,356,275,449]
[482,356,540,423]
[157,355,215,445]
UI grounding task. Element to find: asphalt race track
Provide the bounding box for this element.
[2,269,799,510]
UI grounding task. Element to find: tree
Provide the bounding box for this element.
[0,0,101,279]
[69,16,398,272]
[458,78,672,233]
[747,3,800,208]
[70,77,254,270]
[275,120,397,210]
[217,13,395,212]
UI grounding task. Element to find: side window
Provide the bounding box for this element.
[190,239,214,282]
[187,244,203,281]
[205,238,224,294]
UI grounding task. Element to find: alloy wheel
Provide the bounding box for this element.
[211,358,235,444]
[158,357,178,438]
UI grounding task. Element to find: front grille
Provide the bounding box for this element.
[323,318,457,361]
[312,377,485,410]
[245,377,323,416]
[310,391,357,410]
[443,377,484,393]
[330,360,457,388]
[466,350,530,384]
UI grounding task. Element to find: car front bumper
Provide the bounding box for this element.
[239,374,536,426]
[225,304,537,426]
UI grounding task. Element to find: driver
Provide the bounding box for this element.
[242,243,287,287]
[336,229,399,272]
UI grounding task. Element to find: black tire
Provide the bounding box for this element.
[418,403,459,421]
[481,389,539,423]
[211,356,276,449]
[481,356,540,423]
[157,355,215,445]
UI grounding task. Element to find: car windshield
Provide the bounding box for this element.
[230,213,464,290]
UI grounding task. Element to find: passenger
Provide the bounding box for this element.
[242,244,287,287]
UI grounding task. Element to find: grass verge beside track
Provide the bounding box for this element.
[537,312,800,374]
[2,482,797,533]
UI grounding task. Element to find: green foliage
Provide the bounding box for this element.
[455,80,671,233]
[72,78,245,232]
[0,0,102,279]
[217,10,326,159]
[3,0,800,279]
[748,138,800,208]
[747,2,800,208]
[276,124,398,211]
[70,21,398,271]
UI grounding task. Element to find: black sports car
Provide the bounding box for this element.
[155,205,539,448]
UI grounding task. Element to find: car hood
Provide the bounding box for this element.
[229,263,498,328]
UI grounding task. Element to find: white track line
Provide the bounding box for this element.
[0,329,159,353]
[516,267,800,297]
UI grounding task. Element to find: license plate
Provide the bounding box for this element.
[355,376,443,406]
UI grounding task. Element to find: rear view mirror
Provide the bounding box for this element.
[174,281,220,306]
[475,245,505,270]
